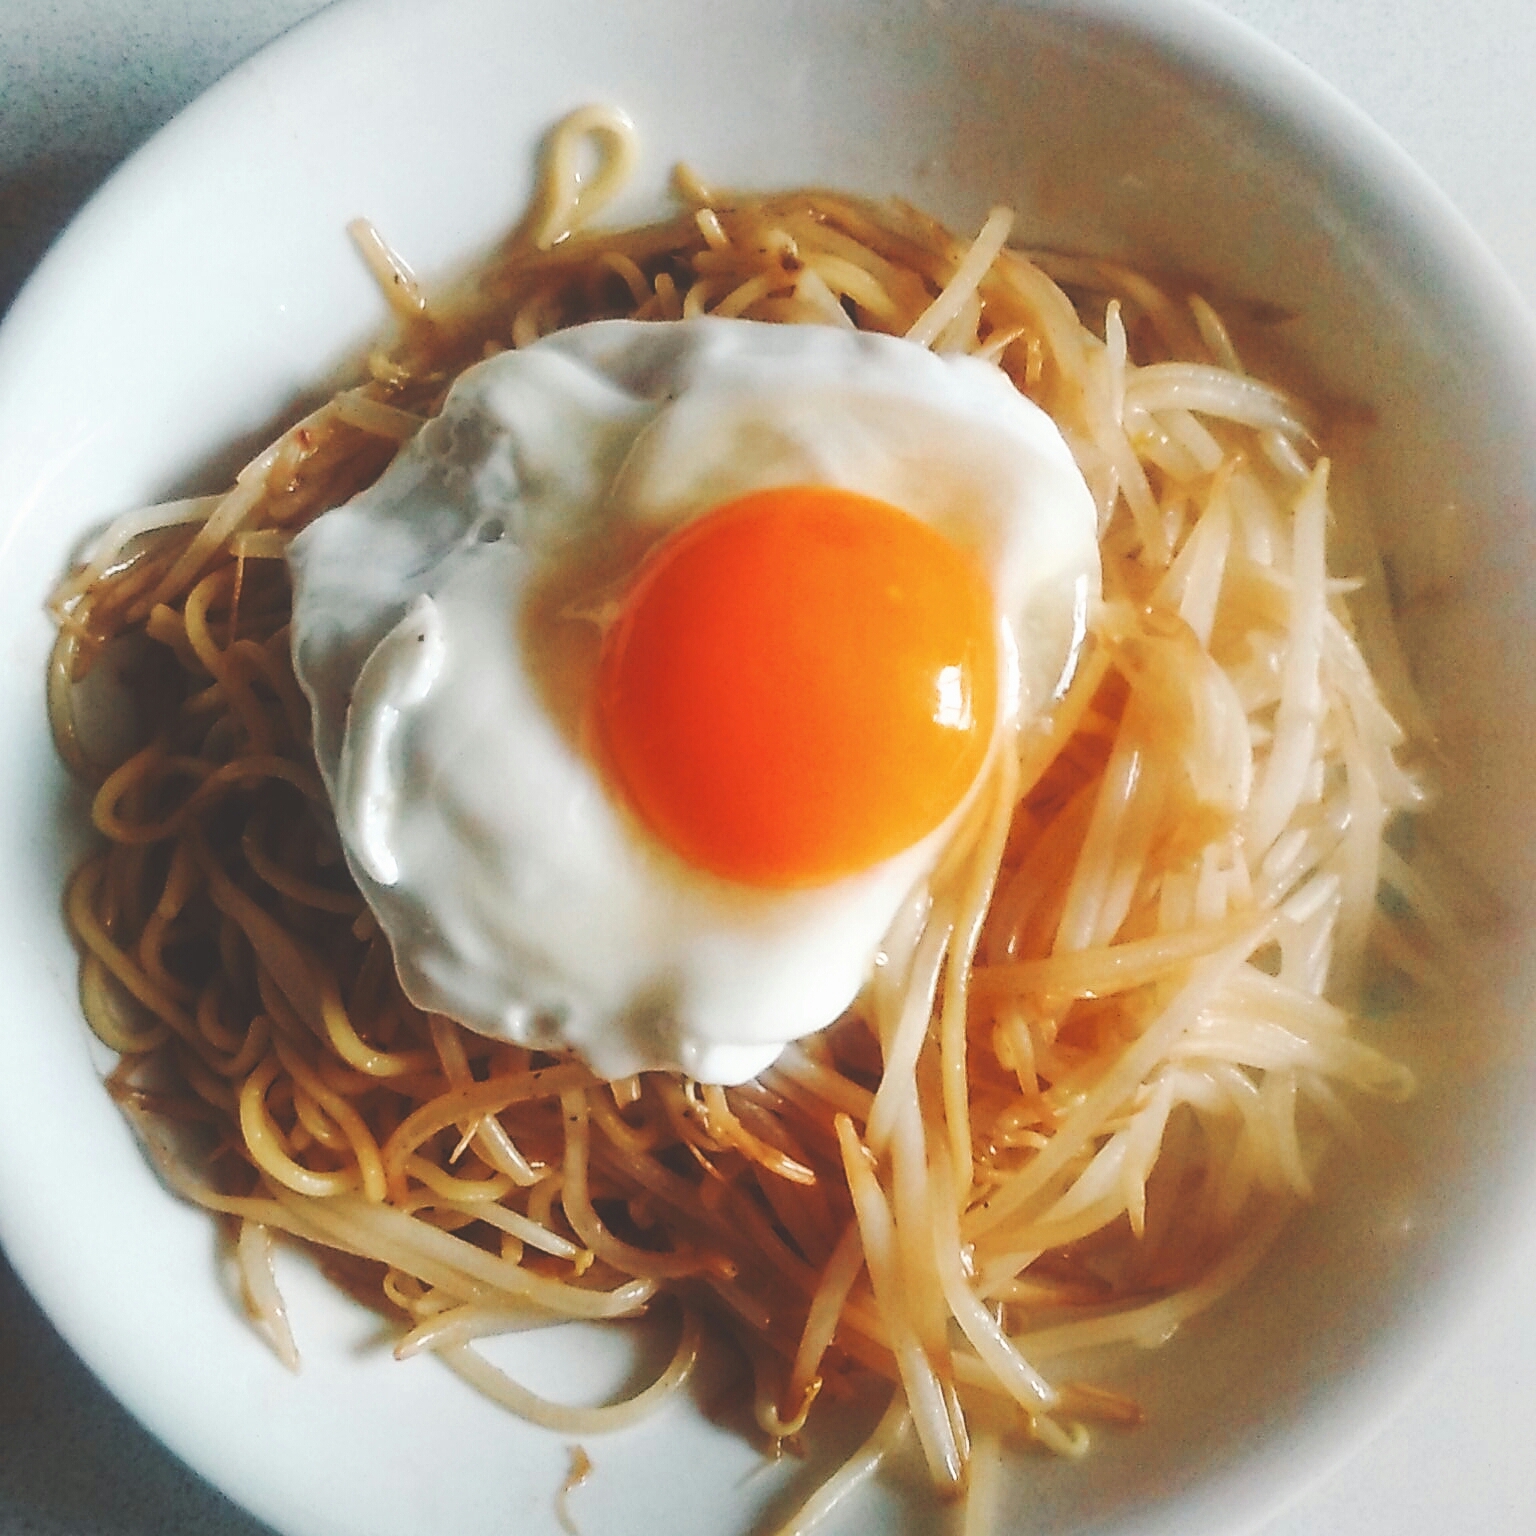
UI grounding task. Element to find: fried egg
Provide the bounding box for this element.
[288,317,1099,1082]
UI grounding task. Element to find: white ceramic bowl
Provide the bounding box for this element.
[1,2,1534,1535]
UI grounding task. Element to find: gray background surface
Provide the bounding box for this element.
[2,3,1533,1534]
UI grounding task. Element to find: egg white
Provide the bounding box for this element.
[288,317,1099,1082]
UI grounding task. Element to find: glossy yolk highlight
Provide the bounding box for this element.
[594,485,999,888]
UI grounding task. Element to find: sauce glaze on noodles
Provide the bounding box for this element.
[48,107,1427,1528]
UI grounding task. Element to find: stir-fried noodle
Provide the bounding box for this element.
[48,107,1428,1521]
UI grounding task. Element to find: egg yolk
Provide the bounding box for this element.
[594,485,999,888]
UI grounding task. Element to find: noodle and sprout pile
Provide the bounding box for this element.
[48,108,1431,1529]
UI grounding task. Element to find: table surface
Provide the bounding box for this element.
[2,3,1533,1534]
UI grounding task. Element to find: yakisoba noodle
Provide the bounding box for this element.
[49,106,1428,1524]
